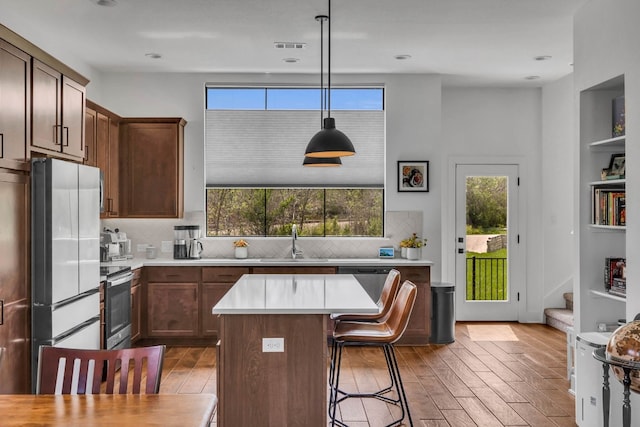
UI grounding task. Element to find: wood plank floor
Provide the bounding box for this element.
[158,322,576,426]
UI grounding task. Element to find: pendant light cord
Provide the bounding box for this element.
[320,16,324,127]
[327,0,331,119]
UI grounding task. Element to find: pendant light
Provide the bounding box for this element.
[304,0,355,159]
[303,14,342,167]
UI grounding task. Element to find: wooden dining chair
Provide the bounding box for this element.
[329,280,417,427]
[330,268,401,323]
[36,345,166,395]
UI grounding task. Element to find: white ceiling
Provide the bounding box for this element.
[0,0,587,86]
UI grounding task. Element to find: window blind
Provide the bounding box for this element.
[205,109,384,187]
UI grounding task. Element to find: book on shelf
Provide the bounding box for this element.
[604,257,626,290]
[592,188,626,226]
[609,277,626,297]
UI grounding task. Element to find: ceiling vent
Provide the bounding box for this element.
[274,42,307,49]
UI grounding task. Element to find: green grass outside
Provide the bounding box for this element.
[466,248,508,300]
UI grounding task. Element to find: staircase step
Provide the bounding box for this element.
[544,307,574,333]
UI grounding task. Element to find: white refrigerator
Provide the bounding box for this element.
[31,158,101,389]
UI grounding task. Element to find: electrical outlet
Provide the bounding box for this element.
[161,241,173,253]
[136,244,148,253]
[262,338,284,353]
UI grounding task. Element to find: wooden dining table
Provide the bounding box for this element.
[0,393,217,426]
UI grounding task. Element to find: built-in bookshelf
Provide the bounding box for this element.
[578,75,627,330]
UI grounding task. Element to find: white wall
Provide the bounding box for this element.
[441,88,545,321]
[542,74,575,310]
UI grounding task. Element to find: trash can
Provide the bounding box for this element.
[430,282,455,344]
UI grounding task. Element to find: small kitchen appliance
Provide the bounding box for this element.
[174,225,203,259]
[187,225,203,259]
[100,228,132,261]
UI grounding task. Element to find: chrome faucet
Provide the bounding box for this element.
[291,224,303,259]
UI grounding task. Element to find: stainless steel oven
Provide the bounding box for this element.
[101,266,133,349]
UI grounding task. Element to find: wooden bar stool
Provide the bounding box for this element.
[329,280,417,427]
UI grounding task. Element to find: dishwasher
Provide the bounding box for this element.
[337,266,394,302]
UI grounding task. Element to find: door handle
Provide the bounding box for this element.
[63,126,70,146]
[0,133,3,158]
[0,299,4,325]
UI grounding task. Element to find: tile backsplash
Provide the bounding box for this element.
[102,210,423,260]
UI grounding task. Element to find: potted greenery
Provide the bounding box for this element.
[400,233,426,260]
[233,239,249,259]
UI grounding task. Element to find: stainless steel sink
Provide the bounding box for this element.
[259,258,329,263]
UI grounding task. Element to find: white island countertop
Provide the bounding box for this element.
[212,274,379,315]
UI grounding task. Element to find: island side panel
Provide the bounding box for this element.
[217,313,327,426]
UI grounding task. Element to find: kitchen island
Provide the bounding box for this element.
[212,274,378,426]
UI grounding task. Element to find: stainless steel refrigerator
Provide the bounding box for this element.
[31,158,101,389]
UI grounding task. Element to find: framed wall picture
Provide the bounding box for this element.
[398,161,429,192]
[607,153,625,178]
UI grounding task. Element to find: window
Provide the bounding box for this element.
[205,86,385,237]
[206,188,383,237]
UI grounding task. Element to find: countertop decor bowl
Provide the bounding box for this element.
[606,320,640,392]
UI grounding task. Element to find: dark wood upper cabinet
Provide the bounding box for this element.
[120,118,186,218]
[87,100,120,217]
[84,107,97,166]
[31,59,86,160]
[0,39,30,171]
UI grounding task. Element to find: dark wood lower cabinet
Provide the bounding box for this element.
[141,265,431,345]
[396,266,431,344]
[131,283,141,343]
[0,301,29,394]
[147,283,199,337]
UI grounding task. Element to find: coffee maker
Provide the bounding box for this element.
[174,225,203,259]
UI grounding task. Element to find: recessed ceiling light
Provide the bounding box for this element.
[93,0,117,6]
[145,53,162,59]
[394,54,412,60]
[282,58,300,63]
[534,55,552,61]
[525,75,540,80]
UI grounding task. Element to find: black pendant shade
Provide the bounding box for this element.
[305,117,355,158]
[302,155,342,167]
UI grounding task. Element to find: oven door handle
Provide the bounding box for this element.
[108,272,134,287]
